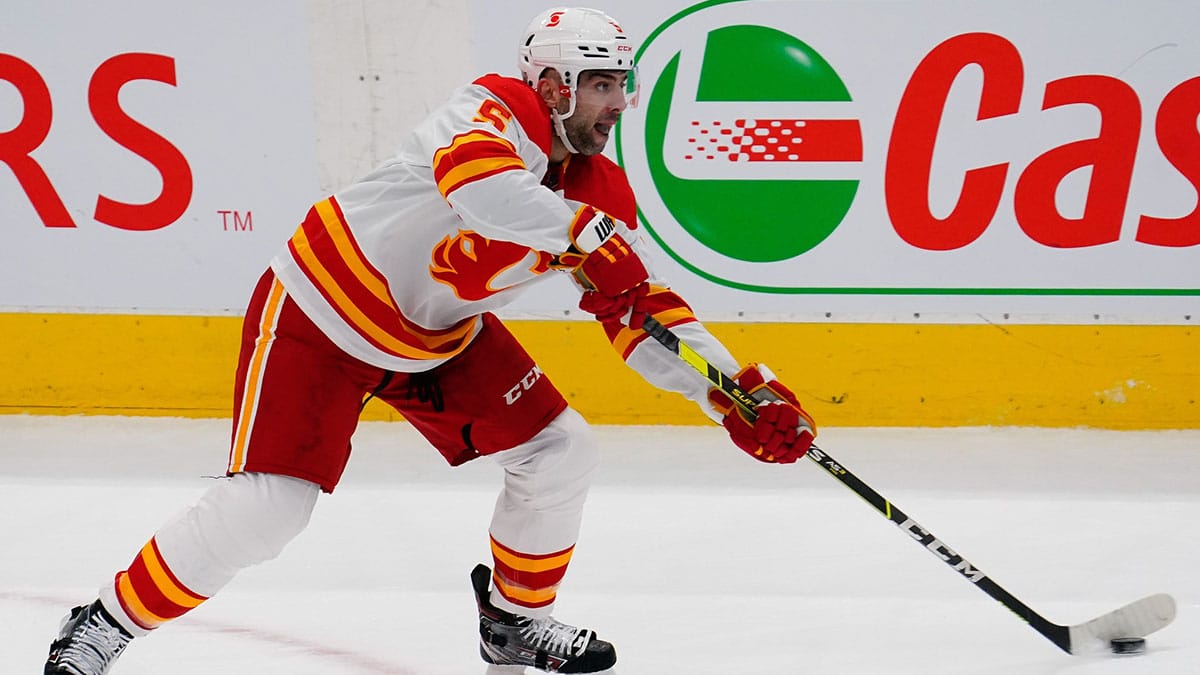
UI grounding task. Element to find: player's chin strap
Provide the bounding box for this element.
[552,111,579,155]
[551,83,580,155]
[638,314,1176,654]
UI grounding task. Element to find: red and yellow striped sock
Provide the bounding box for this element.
[489,535,574,612]
[112,537,208,630]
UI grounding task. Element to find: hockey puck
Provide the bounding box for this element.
[1109,637,1146,655]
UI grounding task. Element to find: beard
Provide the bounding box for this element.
[563,114,611,156]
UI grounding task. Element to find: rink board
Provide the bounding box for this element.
[1,312,1195,429]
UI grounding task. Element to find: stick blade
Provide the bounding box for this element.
[1067,593,1176,653]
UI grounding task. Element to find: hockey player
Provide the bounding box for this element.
[44,7,816,674]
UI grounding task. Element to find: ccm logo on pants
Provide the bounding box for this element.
[503,366,544,406]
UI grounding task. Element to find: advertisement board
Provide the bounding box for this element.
[1,1,1194,425]
[473,0,1200,321]
[1,1,320,313]
[4,1,1197,322]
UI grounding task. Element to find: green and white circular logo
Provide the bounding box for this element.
[618,1,863,288]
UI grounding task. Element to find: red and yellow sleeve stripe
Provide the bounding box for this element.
[489,535,574,611]
[433,129,525,199]
[287,197,477,361]
[596,286,698,360]
[114,538,207,630]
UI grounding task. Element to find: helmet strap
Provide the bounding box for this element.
[551,83,579,154]
[551,109,579,155]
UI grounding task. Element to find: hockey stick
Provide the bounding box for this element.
[640,315,1176,654]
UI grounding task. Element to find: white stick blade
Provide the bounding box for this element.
[1067,593,1176,653]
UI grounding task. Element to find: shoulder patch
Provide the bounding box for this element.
[474,74,553,157]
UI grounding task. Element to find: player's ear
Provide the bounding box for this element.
[536,69,571,115]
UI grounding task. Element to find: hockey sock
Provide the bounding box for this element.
[108,537,208,633]
[489,536,574,614]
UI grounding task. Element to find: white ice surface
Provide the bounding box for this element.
[2,415,1196,674]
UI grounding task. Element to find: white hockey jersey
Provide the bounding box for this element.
[270,74,738,422]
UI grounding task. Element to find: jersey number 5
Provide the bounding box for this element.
[473,100,512,133]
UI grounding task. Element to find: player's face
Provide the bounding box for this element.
[563,70,629,155]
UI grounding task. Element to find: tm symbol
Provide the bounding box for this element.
[218,209,253,232]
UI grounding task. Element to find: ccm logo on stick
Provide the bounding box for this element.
[0,52,193,231]
[899,518,987,583]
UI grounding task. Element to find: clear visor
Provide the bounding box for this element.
[624,65,640,108]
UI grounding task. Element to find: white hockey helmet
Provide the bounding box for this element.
[518,7,639,120]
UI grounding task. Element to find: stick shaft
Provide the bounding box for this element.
[640,316,1072,652]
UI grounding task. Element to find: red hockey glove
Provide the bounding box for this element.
[562,205,650,328]
[563,205,648,294]
[576,232,648,298]
[707,363,817,464]
[578,283,650,329]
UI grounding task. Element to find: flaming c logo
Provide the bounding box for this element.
[429,231,552,301]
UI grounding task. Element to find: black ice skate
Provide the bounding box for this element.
[45,600,133,675]
[472,564,616,673]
